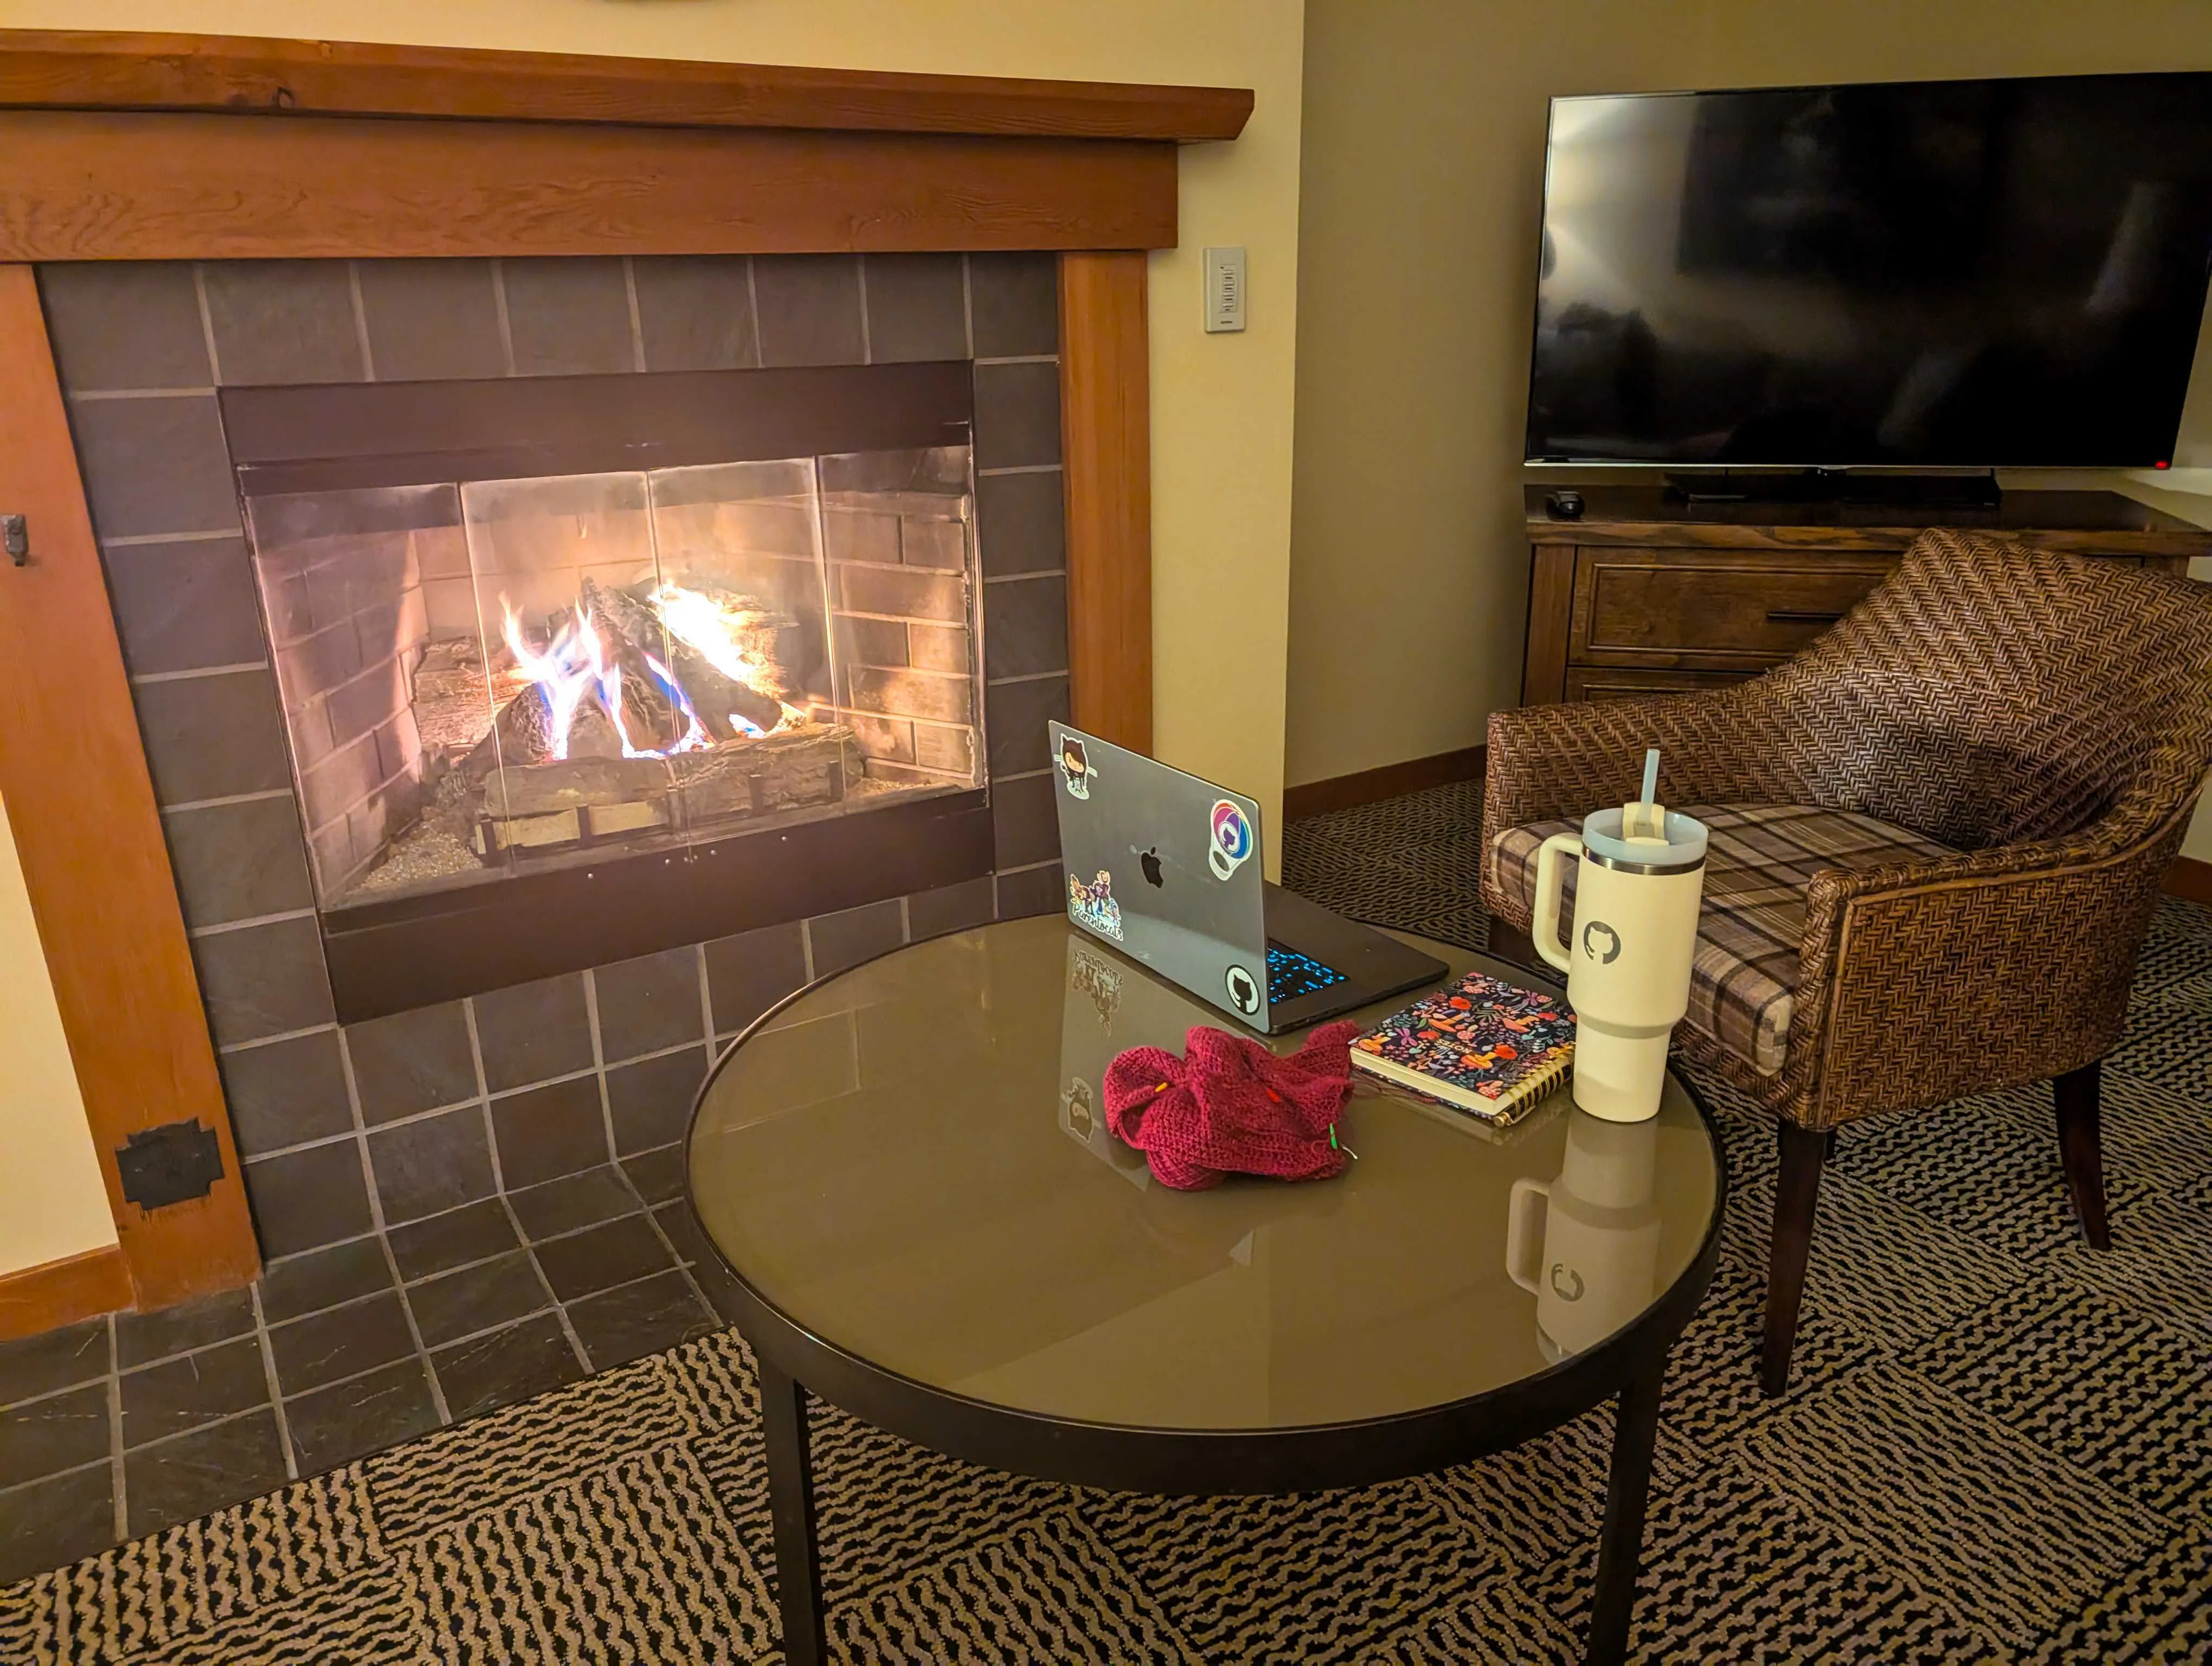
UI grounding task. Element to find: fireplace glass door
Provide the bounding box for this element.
[242,445,981,912]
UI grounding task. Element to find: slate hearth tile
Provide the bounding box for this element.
[0,1321,108,1411]
[345,1001,478,1125]
[134,667,291,807]
[502,257,634,376]
[509,1167,642,1242]
[356,259,507,381]
[406,1252,550,1349]
[649,1197,715,1270]
[218,1030,352,1157]
[594,947,705,1064]
[119,1337,269,1450]
[367,1106,497,1225]
[38,261,211,390]
[244,1142,374,1259]
[285,1359,440,1475]
[633,254,758,372]
[68,394,239,541]
[490,1077,610,1190]
[163,796,316,930]
[115,1289,255,1372]
[0,1463,117,1585]
[0,1383,111,1489]
[102,536,266,677]
[864,253,968,363]
[472,973,594,1093]
[754,254,865,366]
[202,261,365,385]
[267,1291,416,1399]
[908,876,998,942]
[256,1237,393,1326]
[995,861,1064,920]
[432,1313,582,1423]
[809,899,906,979]
[567,1270,715,1371]
[704,921,809,1037]
[606,1048,710,1157]
[191,917,335,1047]
[973,361,1062,470]
[985,675,1071,776]
[533,1215,674,1303]
[992,771,1060,872]
[389,1200,520,1283]
[977,469,1066,579]
[982,574,1069,680]
[968,253,1059,358]
[620,1145,687,1207]
[122,1408,287,1540]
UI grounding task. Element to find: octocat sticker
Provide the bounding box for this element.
[1207,799,1254,880]
[1068,868,1124,940]
[1058,734,1095,799]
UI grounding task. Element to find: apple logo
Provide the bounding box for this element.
[1140,847,1164,888]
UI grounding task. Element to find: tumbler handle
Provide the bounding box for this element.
[1531,832,1581,972]
[1506,1178,1551,1295]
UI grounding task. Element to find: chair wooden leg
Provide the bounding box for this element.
[1762,1122,1830,1398]
[2055,1060,2111,1252]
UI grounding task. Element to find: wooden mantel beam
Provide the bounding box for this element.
[0,29,1253,143]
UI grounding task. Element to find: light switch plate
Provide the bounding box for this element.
[1204,246,1247,333]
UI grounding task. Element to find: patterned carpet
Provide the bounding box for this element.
[3,778,2209,1664]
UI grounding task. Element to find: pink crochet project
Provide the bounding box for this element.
[1103,1021,1364,1191]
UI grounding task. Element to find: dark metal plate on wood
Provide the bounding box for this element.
[117,1119,226,1210]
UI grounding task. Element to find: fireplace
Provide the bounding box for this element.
[208,357,1000,1015]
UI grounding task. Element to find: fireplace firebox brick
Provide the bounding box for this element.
[42,252,1071,1268]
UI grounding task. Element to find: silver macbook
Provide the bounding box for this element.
[1047,722,1448,1034]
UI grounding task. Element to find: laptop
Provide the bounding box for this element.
[1047,722,1449,1034]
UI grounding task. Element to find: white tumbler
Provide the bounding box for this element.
[1530,751,1707,1124]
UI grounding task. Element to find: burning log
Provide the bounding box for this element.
[592,575,787,740]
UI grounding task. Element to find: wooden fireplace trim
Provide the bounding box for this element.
[0,29,1253,142]
[0,29,1210,1313]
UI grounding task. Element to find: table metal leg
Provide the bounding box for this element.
[758,1355,828,1666]
[1585,1352,1667,1666]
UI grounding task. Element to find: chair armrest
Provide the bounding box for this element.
[1785,799,2191,1126]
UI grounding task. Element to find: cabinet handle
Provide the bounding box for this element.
[1765,607,1844,625]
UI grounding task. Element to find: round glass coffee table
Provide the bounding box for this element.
[688,916,1724,1666]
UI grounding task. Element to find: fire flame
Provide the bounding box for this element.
[499,593,722,761]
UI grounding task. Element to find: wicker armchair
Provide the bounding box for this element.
[1480,529,2212,1394]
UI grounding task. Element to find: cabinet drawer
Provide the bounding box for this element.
[1571,547,1895,667]
[1564,667,1754,701]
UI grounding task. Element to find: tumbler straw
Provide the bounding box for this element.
[1640,747,1660,809]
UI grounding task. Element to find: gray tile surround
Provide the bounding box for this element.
[12,253,1077,1570]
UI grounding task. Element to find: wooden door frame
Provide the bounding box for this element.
[0,29,1230,1326]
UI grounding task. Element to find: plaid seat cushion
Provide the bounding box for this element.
[1490,805,1957,1075]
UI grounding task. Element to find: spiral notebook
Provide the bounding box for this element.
[1349,971,1577,1126]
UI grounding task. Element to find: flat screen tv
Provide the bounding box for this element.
[1525,73,2212,470]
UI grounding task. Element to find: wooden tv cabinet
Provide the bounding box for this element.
[1520,485,2209,705]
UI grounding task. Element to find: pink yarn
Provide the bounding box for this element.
[1103,1022,1364,1191]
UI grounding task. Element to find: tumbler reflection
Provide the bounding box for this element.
[1504,1111,1662,1362]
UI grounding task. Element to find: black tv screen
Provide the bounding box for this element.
[1525,74,2212,468]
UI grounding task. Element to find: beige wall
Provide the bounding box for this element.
[0,0,1309,835]
[0,793,117,1275]
[1289,0,2212,791]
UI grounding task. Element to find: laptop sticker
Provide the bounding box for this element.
[1207,799,1255,880]
[1068,868,1124,940]
[1061,1076,1097,1141]
[1058,734,1095,799]
[1224,964,1262,1016]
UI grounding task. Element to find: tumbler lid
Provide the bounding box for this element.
[1580,805,1708,872]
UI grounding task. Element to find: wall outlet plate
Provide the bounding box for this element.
[1204,246,1246,334]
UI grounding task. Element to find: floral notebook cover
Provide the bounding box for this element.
[1349,971,1577,1125]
